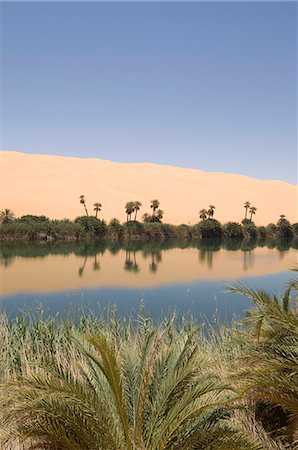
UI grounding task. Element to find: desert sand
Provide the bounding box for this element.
[0,150,297,225]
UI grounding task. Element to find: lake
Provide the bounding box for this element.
[0,239,297,322]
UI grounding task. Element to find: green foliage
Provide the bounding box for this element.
[223,222,244,239]
[17,214,50,223]
[75,216,107,237]
[0,314,260,450]
[196,219,222,238]
[257,226,266,238]
[242,223,257,239]
[228,274,298,446]
[0,209,15,224]
[292,223,298,236]
[276,216,293,238]
[266,223,277,236]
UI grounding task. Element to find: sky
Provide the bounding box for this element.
[1,1,297,183]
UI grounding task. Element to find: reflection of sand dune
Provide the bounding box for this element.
[0,247,296,296]
[0,151,297,225]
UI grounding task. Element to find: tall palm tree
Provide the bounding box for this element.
[244,201,251,220]
[93,202,102,219]
[79,195,89,216]
[199,209,208,221]
[150,199,160,216]
[133,201,142,221]
[207,205,215,218]
[0,208,15,224]
[125,201,135,222]
[249,206,257,221]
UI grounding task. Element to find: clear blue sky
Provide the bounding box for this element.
[1,2,297,183]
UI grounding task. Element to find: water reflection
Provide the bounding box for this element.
[0,238,297,297]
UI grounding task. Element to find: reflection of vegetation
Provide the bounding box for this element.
[78,255,88,277]
[0,237,296,270]
[149,251,162,273]
[93,255,100,271]
[124,250,139,273]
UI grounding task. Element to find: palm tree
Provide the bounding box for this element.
[156,209,164,221]
[228,278,298,442]
[150,199,160,216]
[93,202,102,219]
[244,201,251,220]
[249,206,257,221]
[79,195,89,216]
[0,325,258,450]
[125,201,135,222]
[207,205,215,218]
[199,209,208,221]
[0,208,15,224]
[133,201,142,221]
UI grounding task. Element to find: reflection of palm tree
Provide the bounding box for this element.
[149,261,158,273]
[149,251,161,273]
[206,251,213,269]
[78,255,88,277]
[0,255,14,268]
[124,250,139,273]
[93,254,100,271]
[243,251,254,272]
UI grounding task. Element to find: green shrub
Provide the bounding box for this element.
[276,217,293,238]
[257,226,266,238]
[74,216,107,237]
[292,223,298,236]
[242,223,257,239]
[223,222,244,239]
[17,214,50,223]
[266,223,277,236]
[197,219,222,238]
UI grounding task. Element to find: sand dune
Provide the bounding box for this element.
[0,150,297,225]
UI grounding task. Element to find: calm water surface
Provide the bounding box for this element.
[0,239,297,322]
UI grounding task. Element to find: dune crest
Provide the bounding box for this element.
[0,150,297,225]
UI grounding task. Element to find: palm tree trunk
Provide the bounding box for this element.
[84,204,89,217]
[245,208,248,220]
[95,210,98,219]
[135,210,138,221]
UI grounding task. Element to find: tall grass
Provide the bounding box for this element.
[0,271,297,449]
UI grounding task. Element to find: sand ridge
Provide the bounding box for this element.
[0,150,297,225]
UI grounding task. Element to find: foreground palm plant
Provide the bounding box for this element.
[228,271,298,447]
[0,320,259,450]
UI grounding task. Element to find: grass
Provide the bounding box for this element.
[0,270,297,449]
